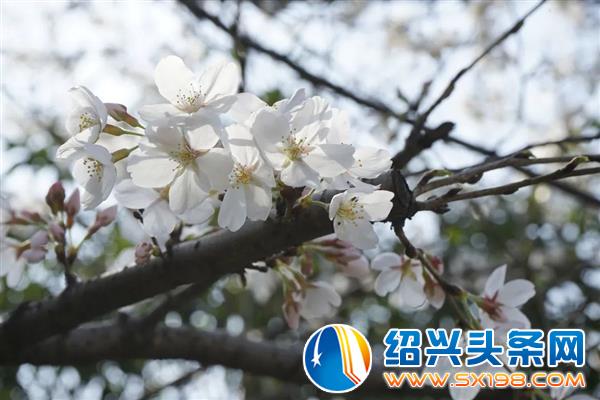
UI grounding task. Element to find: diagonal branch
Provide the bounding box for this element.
[178,0,409,122]
[0,201,335,356]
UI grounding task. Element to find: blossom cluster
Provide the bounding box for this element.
[55,56,394,249]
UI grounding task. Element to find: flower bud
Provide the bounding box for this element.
[21,231,49,263]
[45,182,65,215]
[88,205,118,236]
[65,189,80,218]
[135,242,153,265]
[49,223,65,243]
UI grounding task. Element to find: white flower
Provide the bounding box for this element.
[217,124,275,232]
[56,140,117,210]
[328,190,394,250]
[372,252,427,308]
[65,86,108,143]
[127,118,231,214]
[252,108,354,188]
[139,55,241,122]
[0,237,26,288]
[478,265,535,329]
[299,281,342,320]
[326,146,392,192]
[115,180,214,244]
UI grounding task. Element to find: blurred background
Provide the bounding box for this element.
[1,0,599,399]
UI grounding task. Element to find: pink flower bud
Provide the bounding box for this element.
[135,242,153,265]
[282,297,301,330]
[45,182,65,215]
[88,205,118,235]
[30,230,48,247]
[21,211,44,224]
[21,231,49,263]
[97,205,118,225]
[65,189,80,217]
[49,223,65,243]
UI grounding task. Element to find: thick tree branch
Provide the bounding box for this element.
[1,155,598,355]
[0,202,335,355]
[2,322,513,400]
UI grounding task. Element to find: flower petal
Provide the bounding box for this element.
[244,184,272,221]
[357,190,394,221]
[227,93,266,123]
[374,268,402,296]
[169,168,208,214]
[218,186,247,231]
[371,252,403,271]
[280,160,320,188]
[127,149,179,189]
[184,110,222,150]
[114,180,159,209]
[201,61,241,103]
[399,277,427,308]
[138,103,182,122]
[351,147,392,178]
[154,56,196,105]
[498,279,535,307]
[484,265,507,297]
[143,200,178,243]
[303,143,355,178]
[196,148,233,191]
[334,217,378,250]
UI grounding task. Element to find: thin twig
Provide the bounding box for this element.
[418,166,600,212]
[446,136,600,208]
[414,154,600,196]
[392,0,547,168]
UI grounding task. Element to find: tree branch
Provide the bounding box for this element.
[1,322,513,399]
[0,201,335,355]
[414,154,600,196]
[418,166,600,212]
[445,136,600,208]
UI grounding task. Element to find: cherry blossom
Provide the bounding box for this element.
[65,86,108,143]
[252,108,354,188]
[299,281,342,320]
[326,146,392,192]
[127,118,231,214]
[139,55,242,122]
[423,256,446,309]
[115,179,214,243]
[328,190,394,249]
[0,238,26,289]
[217,124,275,231]
[372,252,427,308]
[56,140,117,210]
[478,265,535,329]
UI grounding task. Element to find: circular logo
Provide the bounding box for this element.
[303,324,372,393]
